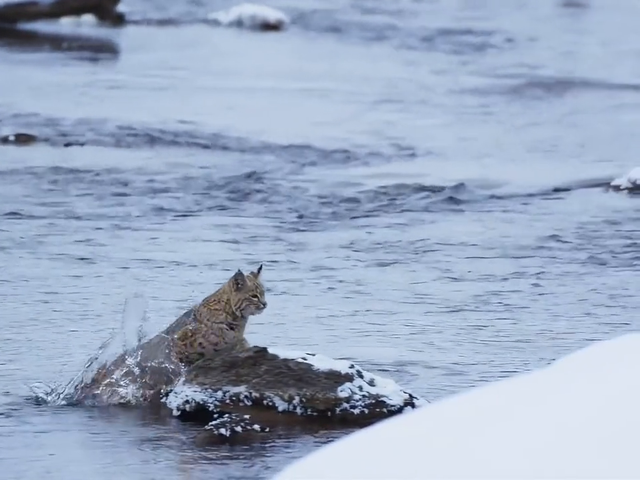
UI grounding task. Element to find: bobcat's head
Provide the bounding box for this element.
[227,264,267,318]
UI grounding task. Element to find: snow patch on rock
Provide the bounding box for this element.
[207,3,289,31]
[610,167,640,192]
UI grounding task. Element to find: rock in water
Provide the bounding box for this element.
[73,308,426,442]
[609,167,640,193]
[164,347,426,441]
[207,3,289,31]
[0,132,38,145]
[0,0,125,26]
[71,308,194,406]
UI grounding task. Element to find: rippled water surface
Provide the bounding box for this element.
[1,0,639,478]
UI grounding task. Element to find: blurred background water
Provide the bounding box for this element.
[0,0,639,478]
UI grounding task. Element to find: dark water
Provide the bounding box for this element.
[1,0,639,478]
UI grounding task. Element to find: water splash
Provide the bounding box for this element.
[122,292,150,350]
[29,293,149,406]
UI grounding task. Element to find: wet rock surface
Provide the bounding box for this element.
[0,0,124,26]
[1,132,38,145]
[164,346,424,441]
[71,308,194,406]
[72,308,425,442]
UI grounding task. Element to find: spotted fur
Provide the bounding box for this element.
[173,265,266,366]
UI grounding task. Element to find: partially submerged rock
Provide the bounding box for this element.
[70,308,194,406]
[609,167,640,193]
[0,132,37,145]
[207,3,289,31]
[69,307,424,443]
[0,25,120,59]
[164,346,425,441]
[0,0,125,26]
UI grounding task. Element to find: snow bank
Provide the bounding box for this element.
[207,3,289,31]
[610,167,640,192]
[273,333,640,480]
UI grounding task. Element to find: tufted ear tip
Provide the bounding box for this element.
[256,263,263,276]
[231,269,246,290]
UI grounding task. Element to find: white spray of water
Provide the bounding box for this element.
[121,292,149,353]
[29,293,149,406]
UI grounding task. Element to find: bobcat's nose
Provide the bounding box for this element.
[260,300,268,309]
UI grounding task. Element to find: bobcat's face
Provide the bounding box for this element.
[228,264,267,318]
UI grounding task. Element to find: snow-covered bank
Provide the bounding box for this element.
[610,167,640,192]
[274,333,640,479]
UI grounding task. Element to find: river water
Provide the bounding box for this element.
[0,0,639,478]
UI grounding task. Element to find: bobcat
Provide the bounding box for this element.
[174,264,267,366]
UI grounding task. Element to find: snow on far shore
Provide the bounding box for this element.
[273,333,640,480]
[610,167,640,191]
[207,3,289,31]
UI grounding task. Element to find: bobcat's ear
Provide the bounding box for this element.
[255,264,263,278]
[231,270,247,291]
